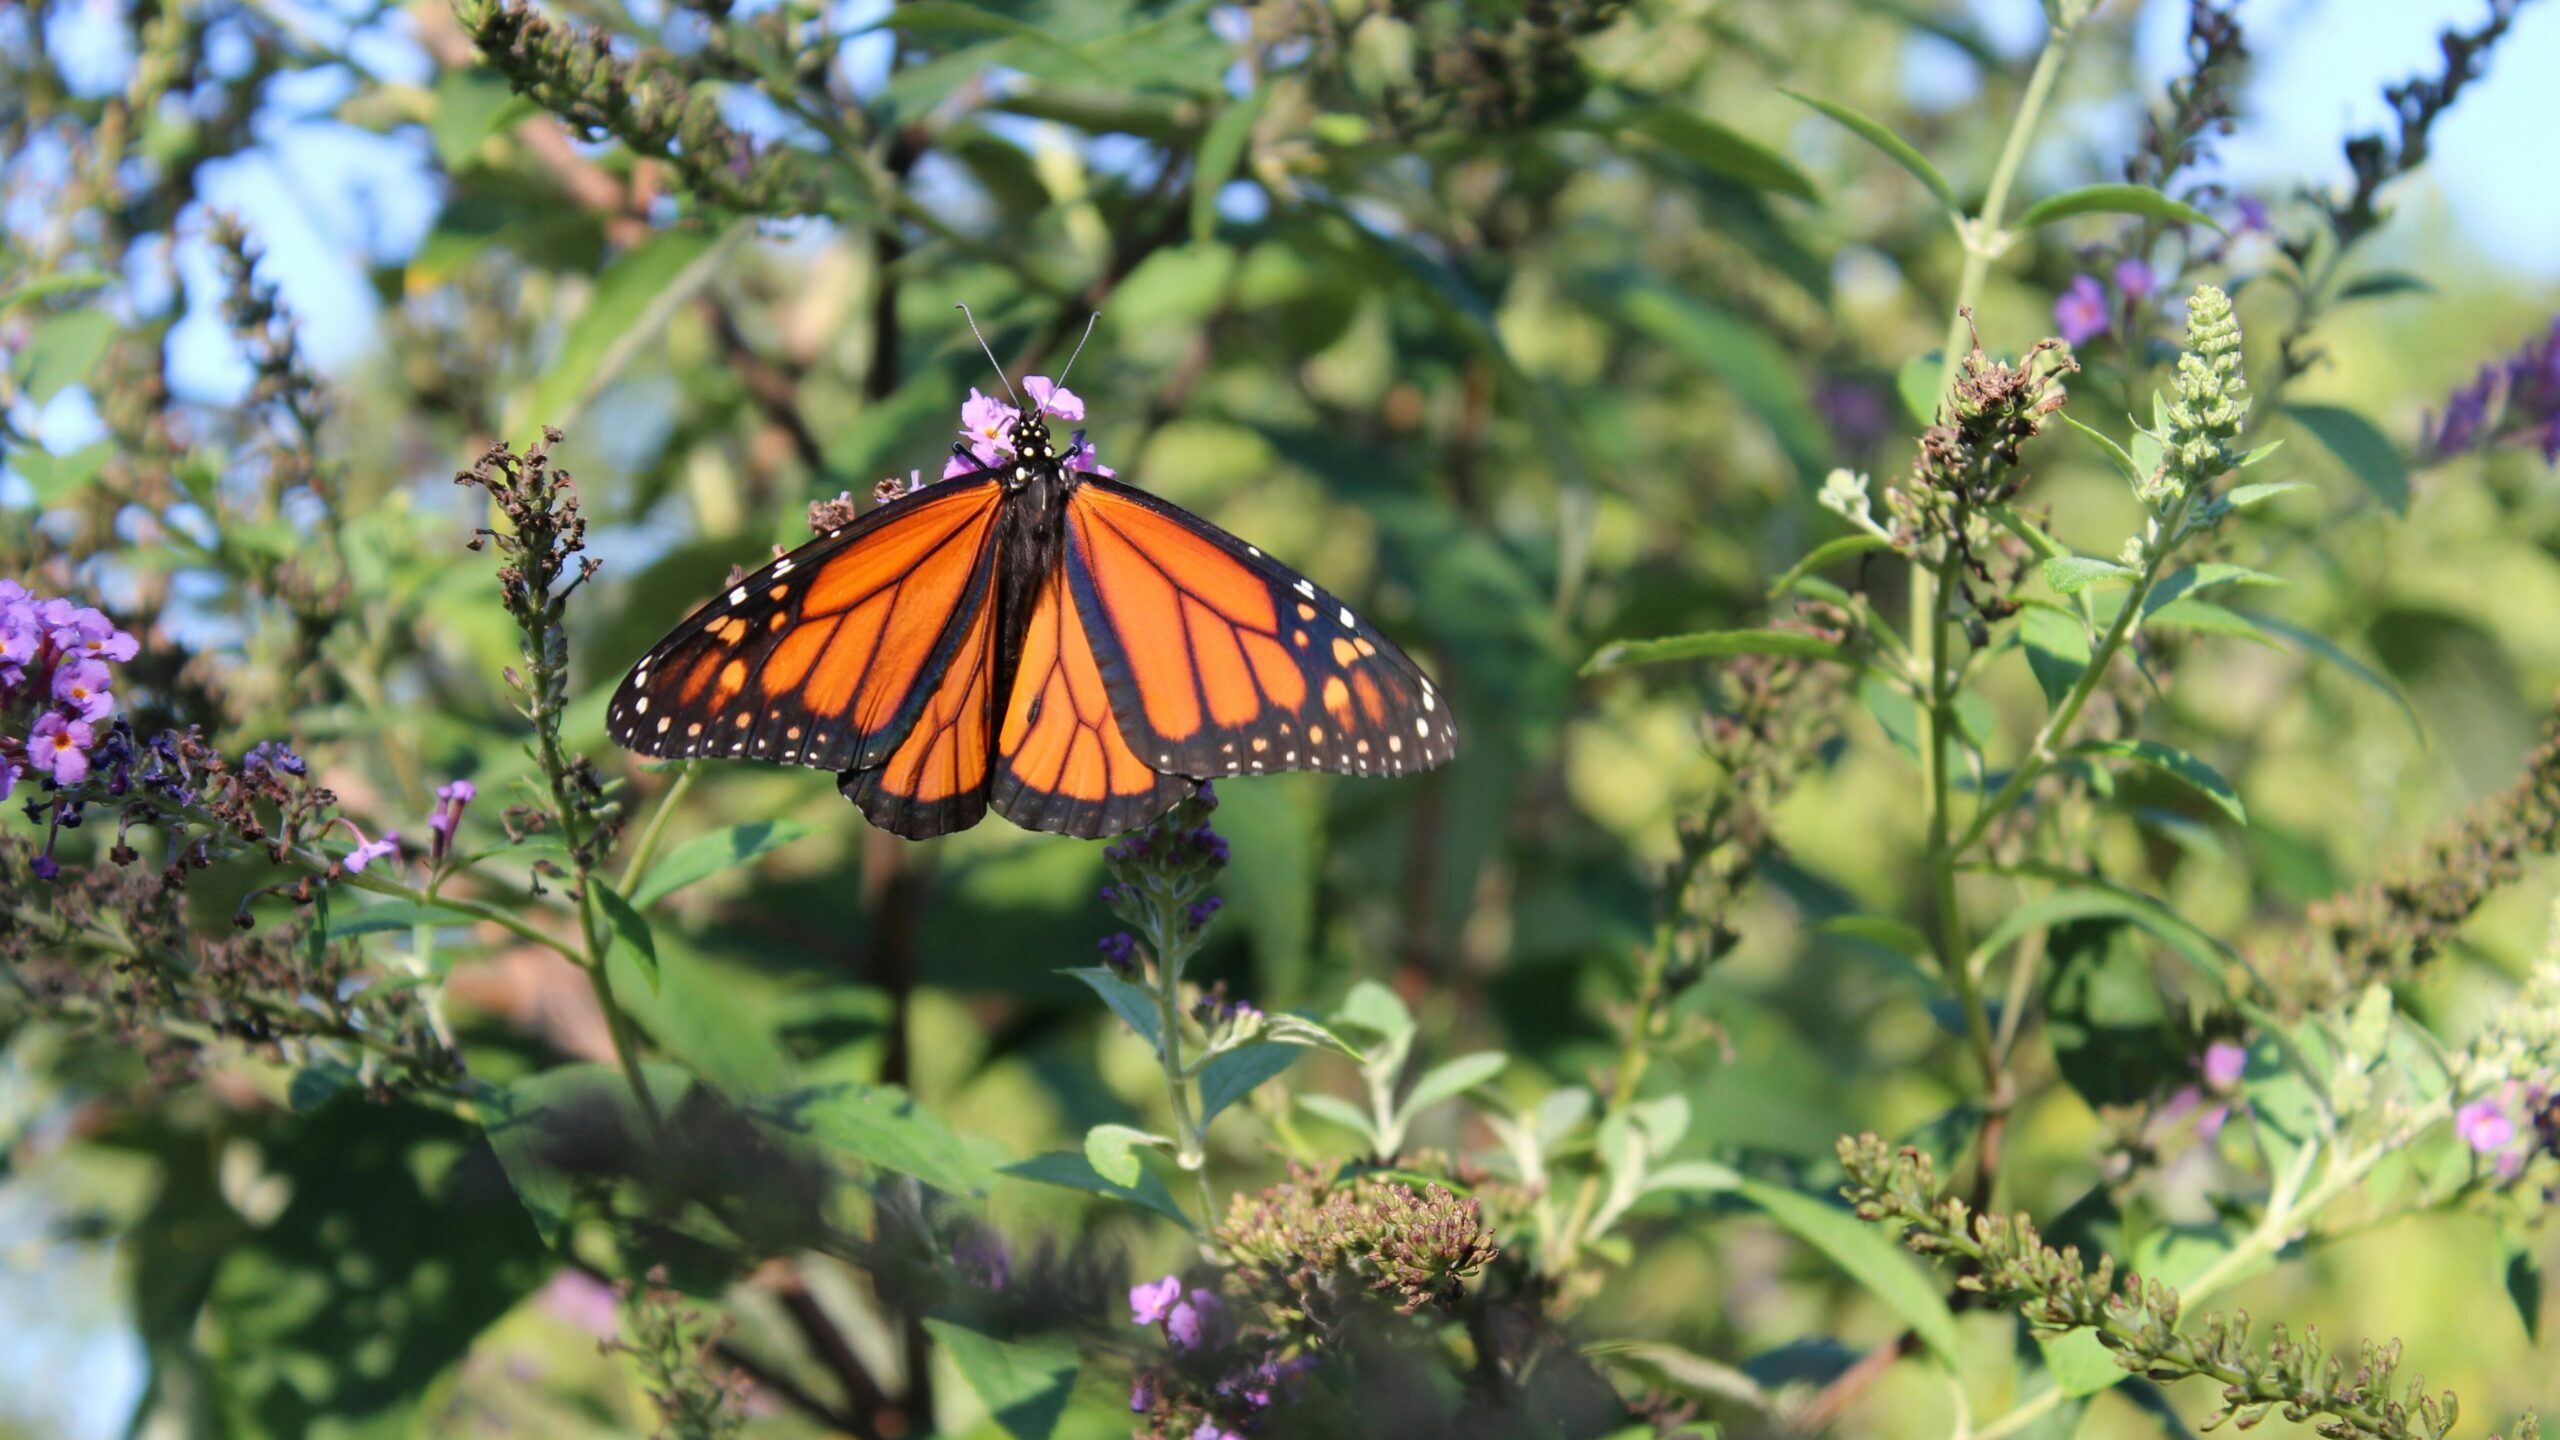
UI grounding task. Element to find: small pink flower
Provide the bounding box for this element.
[2202,1040,2248,1090]
[2114,258,2156,300]
[958,388,1018,449]
[1166,1288,1222,1350]
[537,1271,621,1340]
[342,828,400,874]
[29,711,95,784]
[2457,1095,2517,1154]
[1025,375,1084,422]
[1129,1275,1182,1327]
[2054,275,2110,346]
[0,761,17,803]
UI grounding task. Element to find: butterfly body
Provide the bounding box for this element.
[608,401,1457,840]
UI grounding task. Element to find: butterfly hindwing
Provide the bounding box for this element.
[1060,479,1458,782]
[607,476,1005,778]
[839,544,1003,839]
[990,561,1195,838]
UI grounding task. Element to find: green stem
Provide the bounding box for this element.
[1147,890,1218,1229]
[616,764,696,897]
[1952,489,2194,858]
[1911,15,2082,1103]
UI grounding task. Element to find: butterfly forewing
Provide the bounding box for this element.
[606,475,1005,774]
[1061,479,1459,783]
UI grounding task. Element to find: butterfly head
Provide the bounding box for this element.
[1010,409,1057,464]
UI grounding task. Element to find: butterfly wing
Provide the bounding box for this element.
[990,560,1196,838]
[837,547,1003,839]
[606,476,1006,788]
[1059,478,1458,781]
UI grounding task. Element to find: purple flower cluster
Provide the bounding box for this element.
[1125,1273,1311,1439]
[940,376,1115,481]
[1095,782,1232,980]
[427,778,476,867]
[2052,260,2156,348]
[2423,315,2560,465]
[1,584,140,800]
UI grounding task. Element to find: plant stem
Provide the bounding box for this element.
[1952,489,2194,858]
[615,763,695,896]
[1910,16,2083,1111]
[1147,896,1218,1228]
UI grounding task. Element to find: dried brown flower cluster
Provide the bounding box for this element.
[1218,1164,1500,1321]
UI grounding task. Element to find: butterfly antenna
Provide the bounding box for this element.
[953,302,1024,410]
[1050,311,1103,404]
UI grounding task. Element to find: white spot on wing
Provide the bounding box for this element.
[728,587,747,606]
[635,696,649,715]
[1338,607,1356,628]
[1294,579,1315,598]
[773,558,793,576]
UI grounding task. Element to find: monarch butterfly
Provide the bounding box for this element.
[605,317,1457,840]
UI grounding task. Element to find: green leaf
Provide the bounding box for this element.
[1400,1050,1507,1120]
[1003,1151,1195,1230]
[923,1320,1078,1440]
[430,68,533,171]
[1332,979,1414,1047]
[2500,1223,2544,1341]
[2285,402,2408,513]
[0,270,112,310]
[1065,966,1164,1051]
[2072,738,2246,824]
[2335,269,2431,302]
[17,309,116,404]
[2141,598,2282,647]
[2021,604,2092,712]
[1861,673,1921,762]
[2144,562,2285,614]
[1585,273,1828,478]
[1781,89,1956,209]
[1615,106,1818,200]
[2244,613,2426,743]
[2058,411,2145,487]
[1191,87,1267,242]
[1967,877,2236,998]
[9,439,112,506]
[1198,1042,1302,1125]
[2037,1329,2127,1396]
[1732,1178,1962,1367]
[1584,627,1847,674]
[320,899,476,940]
[629,817,817,907]
[2043,555,2134,595]
[2224,480,2311,509]
[2016,183,2224,233]
[2042,919,2181,1108]
[1770,533,1894,599]
[1082,1123,1163,1187]
[1295,1093,1380,1147]
[517,225,735,433]
[592,880,660,993]
[480,1061,693,1244]
[287,1059,359,1114]
[752,1080,998,1196]
[1817,914,1932,957]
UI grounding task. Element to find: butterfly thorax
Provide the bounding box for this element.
[987,414,1077,748]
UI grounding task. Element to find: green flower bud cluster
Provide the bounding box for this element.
[1838,1135,2466,1440]
[2151,284,2252,507]
[1216,1165,1498,1321]
[456,0,828,218]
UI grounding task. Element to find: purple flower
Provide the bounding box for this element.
[2457,1095,2517,1154]
[342,828,400,874]
[0,761,16,803]
[1191,1425,1240,1440]
[1129,1379,1155,1413]
[52,659,114,722]
[29,712,96,784]
[1166,1288,1223,1350]
[1024,376,1084,422]
[429,779,476,834]
[2054,275,2110,346]
[959,387,1018,450]
[1130,1274,1183,1327]
[241,740,306,777]
[2114,258,2156,301]
[0,610,39,671]
[2202,1040,2247,1090]
[1065,435,1115,478]
[1098,930,1139,971]
[1185,895,1223,931]
[2232,195,2270,234]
